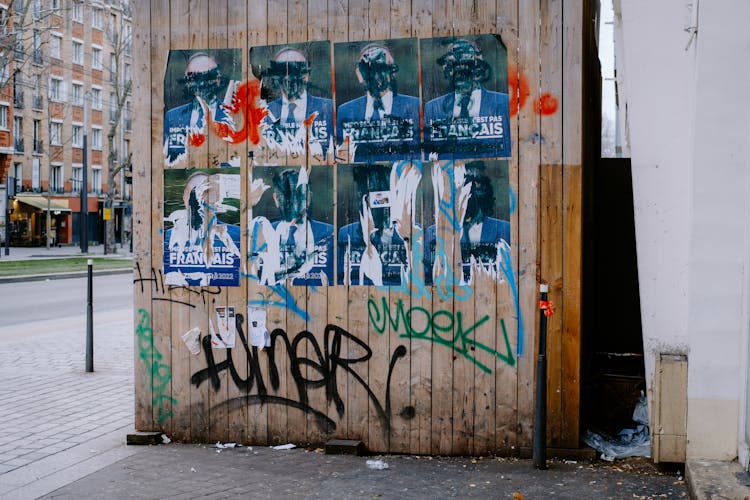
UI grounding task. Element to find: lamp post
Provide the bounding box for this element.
[80,92,89,253]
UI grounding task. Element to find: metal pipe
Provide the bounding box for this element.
[533,283,549,469]
[85,259,94,372]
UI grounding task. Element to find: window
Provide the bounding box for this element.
[92,127,102,150]
[92,7,103,29]
[72,125,82,147]
[32,30,42,64]
[49,77,65,101]
[124,63,131,88]
[33,119,42,153]
[92,167,102,194]
[109,92,116,122]
[91,87,102,109]
[13,163,22,193]
[109,13,118,43]
[72,83,83,106]
[14,28,24,59]
[109,53,117,82]
[13,116,23,151]
[0,105,7,129]
[50,121,62,146]
[72,41,83,65]
[92,47,102,70]
[51,0,61,10]
[0,63,8,83]
[32,75,42,109]
[32,0,41,20]
[73,1,83,22]
[50,165,63,193]
[123,23,132,55]
[72,166,82,192]
[124,101,132,131]
[50,34,62,59]
[13,72,23,107]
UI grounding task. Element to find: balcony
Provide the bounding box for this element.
[13,91,23,108]
[33,140,43,154]
[14,47,24,60]
[124,118,131,131]
[32,95,43,109]
[14,139,23,152]
[32,50,43,65]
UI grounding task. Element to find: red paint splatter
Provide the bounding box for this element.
[534,93,558,115]
[303,113,315,128]
[244,79,268,146]
[188,132,205,147]
[508,64,530,117]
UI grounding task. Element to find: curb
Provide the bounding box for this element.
[0,267,133,284]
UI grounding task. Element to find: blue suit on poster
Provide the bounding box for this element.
[163,101,232,164]
[336,94,421,161]
[263,94,333,154]
[423,88,511,158]
[163,224,241,286]
[337,223,407,286]
[270,219,334,286]
[423,217,511,283]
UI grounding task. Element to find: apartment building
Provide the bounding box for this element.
[0,0,132,248]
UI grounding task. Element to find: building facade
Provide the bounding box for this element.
[0,0,132,248]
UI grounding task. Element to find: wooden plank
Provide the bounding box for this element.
[132,0,153,432]
[246,0,270,447]
[308,0,328,40]
[409,0,432,456]
[472,0,502,457]
[390,0,411,38]
[326,0,348,442]
[151,0,177,439]
[562,164,582,448]
[561,0,584,450]
[539,0,564,447]
[515,0,541,451]
[204,0,230,445]
[495,0,520,458]
[288,0,307,43]
[187,0,211,443]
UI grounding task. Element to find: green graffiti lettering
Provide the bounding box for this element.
[136,308,177,424]
[367,299,515,373]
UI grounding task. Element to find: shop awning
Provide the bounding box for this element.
[15,196,72,213]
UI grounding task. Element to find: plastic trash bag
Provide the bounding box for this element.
[584,392,651,461]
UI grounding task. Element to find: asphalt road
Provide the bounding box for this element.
[0,273,133,327]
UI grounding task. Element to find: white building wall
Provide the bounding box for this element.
[616,0,750,461]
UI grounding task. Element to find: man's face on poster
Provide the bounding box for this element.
[356,45,398,98]
[464,162,495,224]
[354,167,391,229]
[182,54,224,103]
[437,41,489,96]
[268,49,310,101]
[273,170,310,223]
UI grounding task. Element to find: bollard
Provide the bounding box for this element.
[85,259,94,372]
[533,283,552,470]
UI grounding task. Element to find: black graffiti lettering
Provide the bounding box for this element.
[134,263,223,308]
[191,314,415,436]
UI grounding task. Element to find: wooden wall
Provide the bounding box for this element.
[133,0,588,455]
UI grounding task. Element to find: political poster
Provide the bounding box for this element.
[248,165,334,286]
[250,41,334,164]
[334,38,421,163]
[420,35,512,160]
[163,168,241,286]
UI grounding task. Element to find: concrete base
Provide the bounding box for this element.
[126,432,164,446]
[324,439,366,456]
[686,459,750,500]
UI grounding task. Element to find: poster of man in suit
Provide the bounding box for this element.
[334,39,420,162]
[421,35,512,160]
[163,168,241,286]
[337,162,422,286]
[250,42,334,164]
[248,166,334,286]
[162,49,241,166]
[423,159,510,283]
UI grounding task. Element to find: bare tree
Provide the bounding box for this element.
[104,2,132,254]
